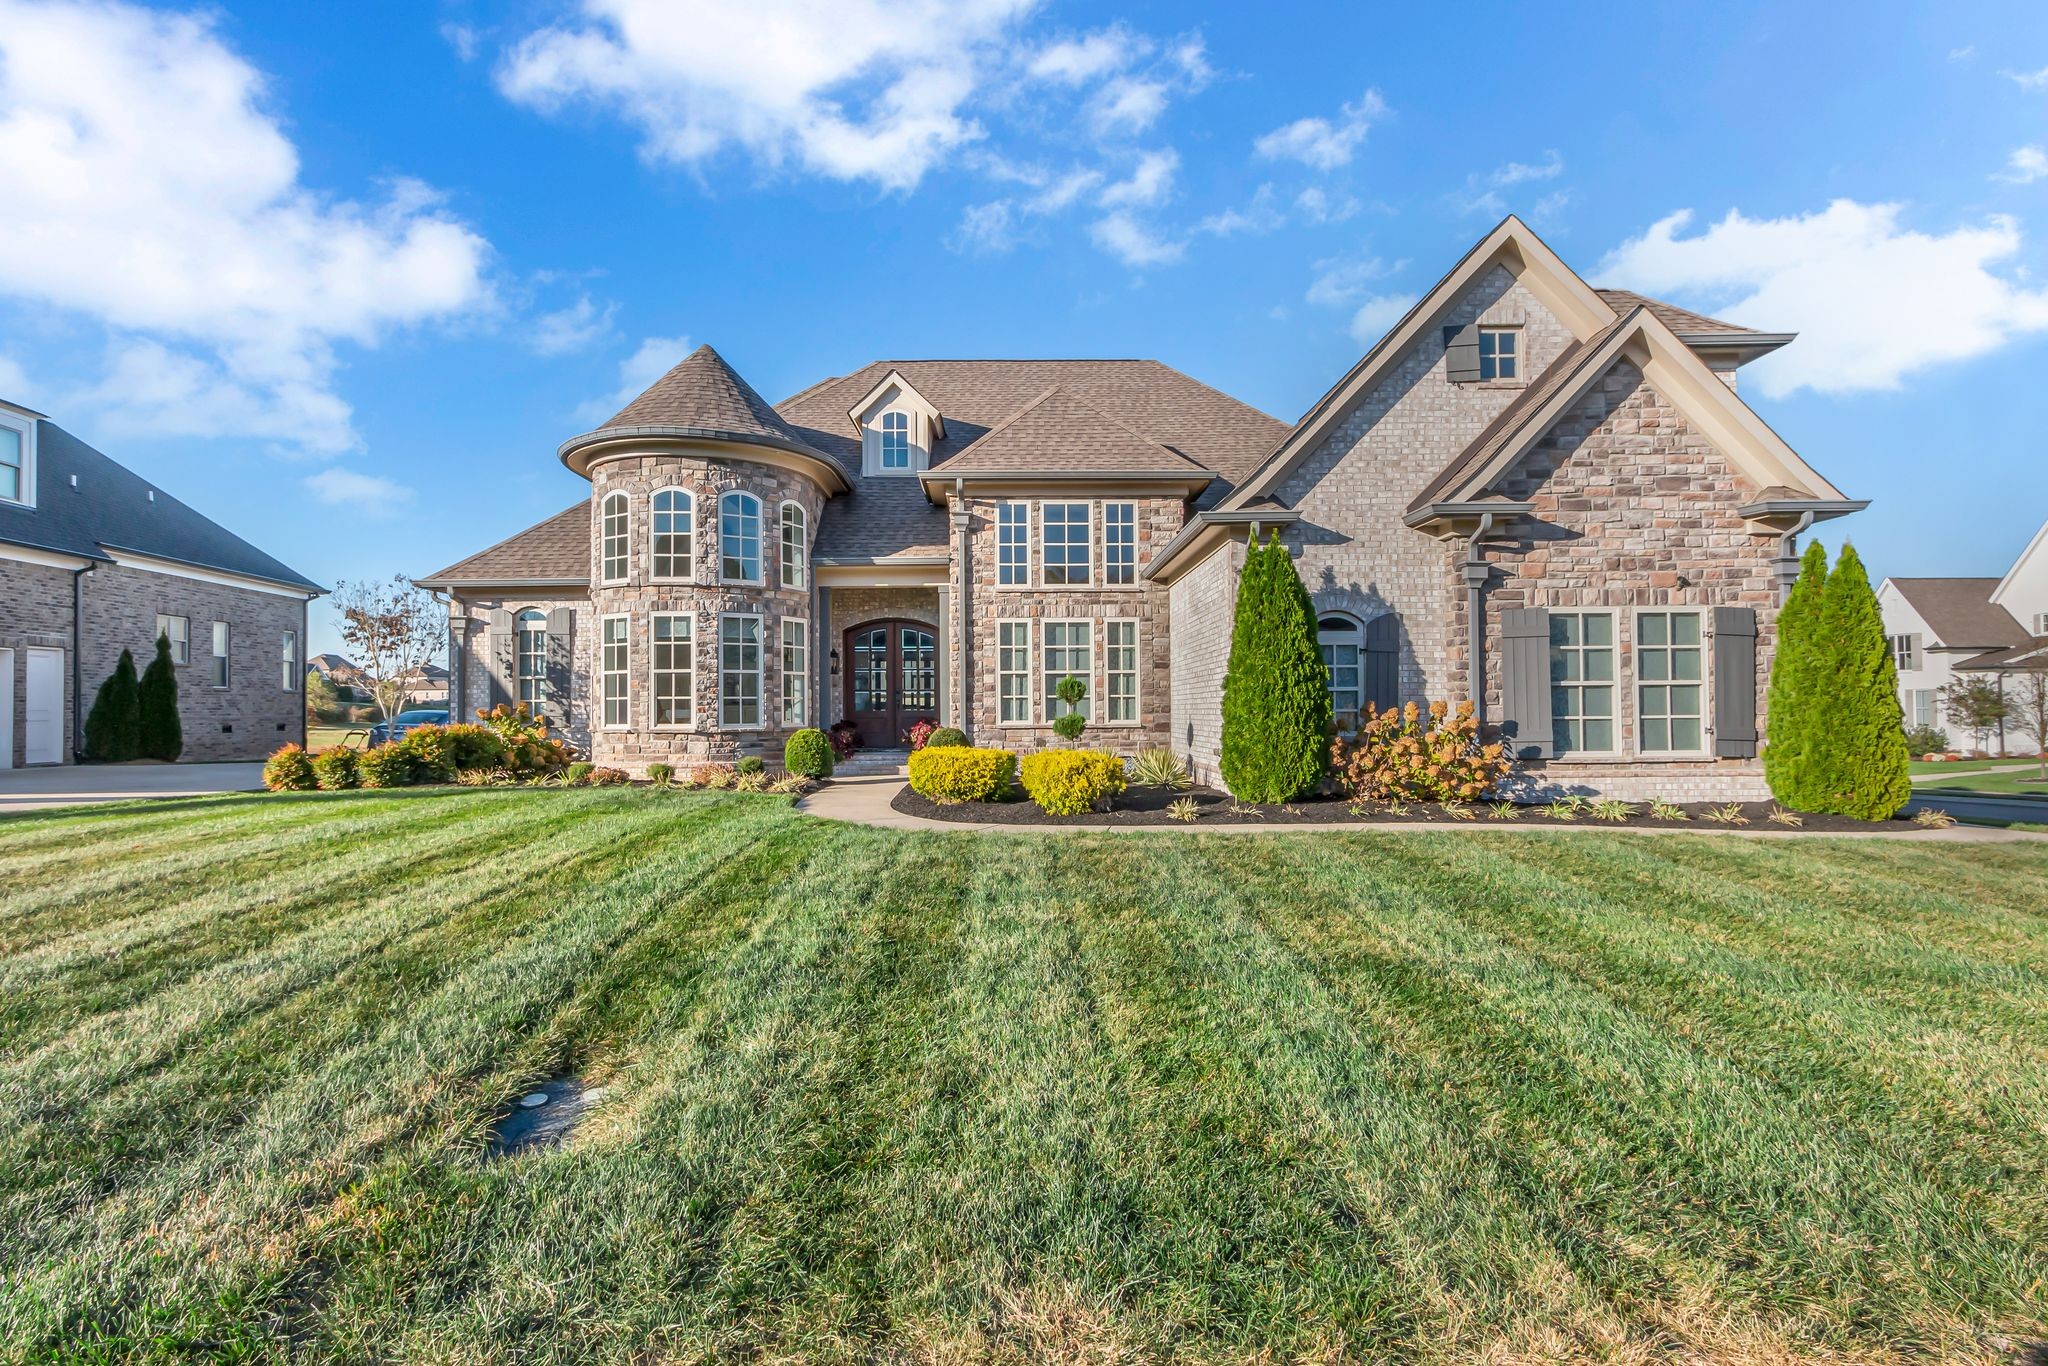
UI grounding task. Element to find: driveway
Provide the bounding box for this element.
[0,762,268,814]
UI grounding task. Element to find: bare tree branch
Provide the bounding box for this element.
[329,577,445,727]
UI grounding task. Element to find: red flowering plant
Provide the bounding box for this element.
[1329,700,1512,802]
[906,718,940,751]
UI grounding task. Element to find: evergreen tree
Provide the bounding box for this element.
[84,649,141,762]
[1764,539,1829,810]
[1813,543,1910,819]
[137,633,184,761]
[1219,532,1332,801]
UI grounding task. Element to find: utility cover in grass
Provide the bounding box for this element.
[488,1076,603,1157]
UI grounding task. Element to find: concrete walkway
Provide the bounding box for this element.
[0,762,268,814]
[798,776,2048,842]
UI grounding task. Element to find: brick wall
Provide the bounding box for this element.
[0,557,78,765]
[824,587,942,728]
[1166,538,1243,785]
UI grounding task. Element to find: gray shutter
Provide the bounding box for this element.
[546,607,574,729]
[486,608,514,709]
[1713,606,1758,758]
[1364,612,1400,710]
[1499,607,1552,759]
[1444,322,1481,383]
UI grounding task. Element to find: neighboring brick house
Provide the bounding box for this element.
[0,400,323,767]
[420,217,1862,799]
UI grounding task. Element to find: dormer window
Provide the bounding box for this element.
[851,369,943,477]
[879,411,910,470]
[0,409,33,506]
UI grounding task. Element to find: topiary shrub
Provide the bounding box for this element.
[925,726,966,749]
[1765,540,1829,810]
[1219,533,1331,802]
[907,746,1017,803]
[1050,676,1088,743]
[263,743,316,792]
[1330,700,1511,802]
[784,728,834,779]
[311,745,360,791]
[1811,544,1911,820]
[136,633,183,761]
[356,745,415,789]
[84,649,141,762]
[1019,749,1126,816]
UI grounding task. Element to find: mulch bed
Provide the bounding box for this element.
[890,784,1914,832]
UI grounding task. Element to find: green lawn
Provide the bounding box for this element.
[1909,755,2043,776]
[1913,764,2048,796]
[305,724,367,750]
[3,791,2045,1363]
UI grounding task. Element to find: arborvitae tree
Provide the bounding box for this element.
[1219,532,1332,802]
[1813,543,1910,819]
[1764,539,1829,810]
[137,633,183,762]
[84,649,141,762]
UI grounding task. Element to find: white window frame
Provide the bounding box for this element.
[281,630,298,692]
[1104,502,1137,585]
[1890,633,1920,672]
[1633,609,1707,757]
[1318,613,1365,734]
[719,613,764,729]
[878,410,911,470]
[780,618,808,727]
[997,619,1032,725]
[600,491,630,585]
[155,614,190,665]
[1478,325,1520,381]
[1912,688,1937,730]
[651,613,694,729]
[779,501,807,591]
[1040,502,1092,587]
[2035,613,2048,637]
[1549,609,1618,757]
[600,614,630,730]
[210,621,230,689]
[997,502,1030,587]
[515,608,548,707]
[1042,619,1093,722]
[1105,619,1139,725]
[0,408,33,508]
[650,487,693,582]
[720,492,763,585]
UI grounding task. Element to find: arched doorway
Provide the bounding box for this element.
[844,619,938,748]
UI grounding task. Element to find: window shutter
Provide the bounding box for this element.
[486,608,514,708]
[1499,607,1552,759]
[546,607,575,726]
[1444,322,1482,383]
[1712,606,1758,758]
[1365,612,1400,710]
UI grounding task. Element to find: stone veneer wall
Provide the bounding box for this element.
[0,558,78,765]
[1165,538,1244,786]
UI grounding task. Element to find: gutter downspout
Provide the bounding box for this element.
[1463,513,1495,730]
[71,564,95,761]
[952,478,970,736]
[1773,511,1815,604]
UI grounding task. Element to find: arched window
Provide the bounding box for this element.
[1318,614,1364,733]
[879,410,910,469]
[600,492,629,583]
[516,609,548,706]
[720,491,761,582]
[651,488,693,580]
[780,501,806,590]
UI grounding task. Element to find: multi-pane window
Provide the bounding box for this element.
[280,631,297,692]
[1318,614,1364,733]
[1890,634,1919,671]
[900,628,937,712]
[721,492,761,582]
[600,492,629,583]
[1043,620,1091,721]
[1549,612,1615,754]
[997,620,1031,723]
[1104,503,1137,585]
[780,503,806,590]
[1913,688,1936,729]
[210,621,230,687]
[652,614,692,726]
[998,502,1029,585]
[1636,611,1703,753]
[1106,621,1138,723]
[651,489,692,580]
[879,410,910,469]
[155,614,189,664]
[516,609,548,706]
[1478,326,1518,380]
[1042,503,1091,586]
[720,615,762,727]
[780,619,807,727]
[601,616,629,727]
[0,423,23,503]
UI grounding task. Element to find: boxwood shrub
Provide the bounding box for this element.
[1019,749,1126,816]
[784,728,834,779]
[907,746,1017,803]
[925,726,967,749]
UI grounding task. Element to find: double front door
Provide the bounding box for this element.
[844,620,937,748]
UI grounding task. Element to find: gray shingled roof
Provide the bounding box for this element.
[937,386,1213,477]
[1593,289,1756,338]
[0,418,322,591]
[1889,578,2031,651]
[559,344,845,477]
[418,501,589,587]
[1955,636,2048,671]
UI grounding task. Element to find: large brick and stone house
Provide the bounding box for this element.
[0,400,323,767]
[420,218,1862,799]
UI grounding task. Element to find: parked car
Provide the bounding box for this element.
[366,709,449,747]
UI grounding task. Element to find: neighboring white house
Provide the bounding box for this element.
[1880,517,2048,753]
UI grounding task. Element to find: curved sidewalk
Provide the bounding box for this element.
[797,776,2048,842]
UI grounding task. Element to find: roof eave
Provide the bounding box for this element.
[1402,501,1537,540]
[919,469,1213,503]
[414,576,590,593]
[1143,508,1303,585]
[558,427,852,492]
[1732,497,1869,532]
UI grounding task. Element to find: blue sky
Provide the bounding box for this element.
[1,0,2045,656]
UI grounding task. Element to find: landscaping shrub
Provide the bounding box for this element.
[908,746,1017,803]
[565,761,596,786]
[1812,544,1910,820]
[263,743,316,792]
[137,634,183,762]
[1130,746,1192,790]
[397,725,458,782]
[1050,677,1088,742]
[827,720,860,760]
[768,773,813,795]
[453,767,513,787]
[906,719,940,751]
[1765,540,1828,809]
[436,723,509,772]
[925,726,966,749]
[586,766,631,787]
[736,756,765,776]
[356,745,415,789]
[84,649,141,762]
[1903,725,1949,758]
[311,746,360,791]
[784,728,834,779]
[1329,700,1510,802]
[477,703,574,772]
[694,763,737,790]
[1019,749,1125,816]
[734,770,771,792]
[1219,532,1330,802]
[647,762,674,786]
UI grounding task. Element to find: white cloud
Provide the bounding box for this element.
[442,22,480,63]
[2004,64,2048,89]
[1028,167,1104,213]
[1027,26,1141,86]
[1996,145,2048,184]
[529,295,616,355]
[1097,149,1178,209]
[1347,294,1416,346]
[0,0,492,453]
[1254,89,1386,170]
[1597,200,2048,396]
[1949,45,1976,61]
[1305,253,1396,308]
[1089,212,1184,268]
[1294,186,1359,225]
[305,467,415,516]
[0,353,32,403]
[1087,75,1171,136]
[1488,150,1564,187]
[948,199,1019,254]
[1200,185,1284,237]
[577,335,694,423]
[1454,151,1567,216]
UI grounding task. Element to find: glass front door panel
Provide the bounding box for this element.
[853,628,889,713]
[900,629,936,712]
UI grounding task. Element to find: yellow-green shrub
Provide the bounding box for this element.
[907,746,1016,803]
[1018,749,1125,816]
